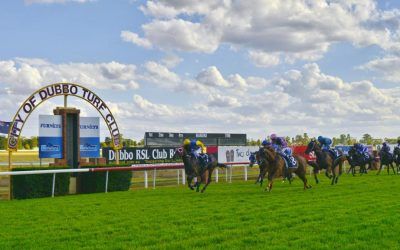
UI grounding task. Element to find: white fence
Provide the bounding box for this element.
[0,162,254,199]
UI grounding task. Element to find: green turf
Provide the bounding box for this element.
[0,172,399,249]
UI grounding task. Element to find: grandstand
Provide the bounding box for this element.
[144,132,247,146]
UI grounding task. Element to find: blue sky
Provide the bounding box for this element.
[1,0,400,141]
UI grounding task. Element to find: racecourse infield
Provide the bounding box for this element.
[0,171,399,249]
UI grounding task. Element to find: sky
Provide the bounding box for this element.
[1,0,400,141]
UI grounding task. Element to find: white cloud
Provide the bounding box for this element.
[0,58,140,95]
[358,55,400,82]
[127,0,400,66]
[248,51,280,68]
[160,54,183,69]
[142,61,181,88]
[3,57,400,140]
[121,31,152,49]
[195,66,229,87]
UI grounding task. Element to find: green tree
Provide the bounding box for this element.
[31,136,38,149]
[360,134,373,145]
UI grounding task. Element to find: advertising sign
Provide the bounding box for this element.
[39,115,63,158]
[80,117,100,158]
[102,147,181,164]
[218,146,259,163]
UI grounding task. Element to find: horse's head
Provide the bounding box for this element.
[172,147,185,159]
[305,140,319,154]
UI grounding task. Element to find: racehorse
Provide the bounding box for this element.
[258,146,311,192]
[393,147,400,173]
[377,149,396,175]
[250,150,270,187]
[305,140,345,185]
[346,147,372,176]
[173,147,227,193]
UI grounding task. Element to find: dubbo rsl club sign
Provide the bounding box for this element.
[8,83,121,151]
[102,147,181,164]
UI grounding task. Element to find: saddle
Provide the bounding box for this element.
[279,153,297,169]
[190,153,209,169]
[328,149,341,160]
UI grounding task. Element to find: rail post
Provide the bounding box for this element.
[51,173,56,197]
[144,170,148,188]
[229,165,232,183]
[182,169,185,185]
[177,169,180,185]
[215,168,219,183]
[244,165,248,181]
[153,168,156,189]
[105,170,109,193]
[225,168,228,182]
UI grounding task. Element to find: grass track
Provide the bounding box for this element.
[0,172,400,249]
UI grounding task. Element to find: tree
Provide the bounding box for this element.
[360,134,373,145]
[31,136,38,149]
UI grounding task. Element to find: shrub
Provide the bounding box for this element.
[12,167,70,199]
[77,165,132,194]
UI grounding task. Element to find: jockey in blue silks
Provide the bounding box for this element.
[261,139,271,147]
[317,136,332,151]
[317,135,340,158]
[249,139,271,166]
[183,138,208,168]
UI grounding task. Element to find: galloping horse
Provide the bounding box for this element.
[305,140,345,185]
[250,150,270,187]
[377,149,396,175]
[173,147,227,193]
[346,147,372,176]
[393,147,400,173]
[259,146,311,192]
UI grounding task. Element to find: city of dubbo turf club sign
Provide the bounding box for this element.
[7,83,121,151]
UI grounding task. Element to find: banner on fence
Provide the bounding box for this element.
[334,145,375,155]
[39,115,63,158]
[80,117,100,158]
[102,147,181,164]
[218,146,259,163]
[291,146,316,161]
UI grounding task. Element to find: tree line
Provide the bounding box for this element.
[0,133,399,150]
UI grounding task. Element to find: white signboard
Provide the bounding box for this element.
[39,115,62,137]
[218,146,259,163]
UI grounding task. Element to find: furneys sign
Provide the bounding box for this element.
[7,83,121,151]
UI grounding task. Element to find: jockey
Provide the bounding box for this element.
[354,143,370,159]
[381,142,391,154]
[317,135,339,158]
[317,136,332,151]
[261,139,271,148]
[270,133,295,179]
[183,138,208,167]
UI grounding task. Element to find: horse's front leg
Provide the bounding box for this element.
[377,163,383,175]
[200,170,211,193]
[187,175,195,190]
